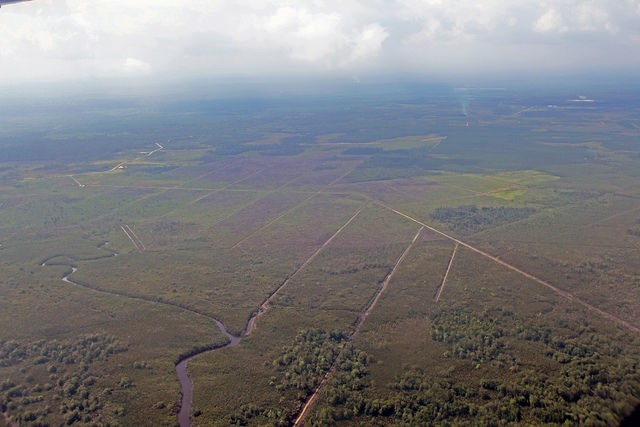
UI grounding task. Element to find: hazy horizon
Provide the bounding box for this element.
[1,0,640,88]
[2,4,640,425]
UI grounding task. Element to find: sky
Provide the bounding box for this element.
[1,0,640,85]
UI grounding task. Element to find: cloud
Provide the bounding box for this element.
[349,23,388,62]
[1,0,639,84]
[534,9,568,33]
[534,3,617,35]
[122,57,150,74]
[249,7,348,63]
[230,6,388,67]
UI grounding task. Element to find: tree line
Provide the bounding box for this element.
[308,308,640,426]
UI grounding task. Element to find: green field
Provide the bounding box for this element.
[1,85,639,426]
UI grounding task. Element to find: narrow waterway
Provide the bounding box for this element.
[175,321,241,427]
[40,209,364,427]
[41,252,240,427]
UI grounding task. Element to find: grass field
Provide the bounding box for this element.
[1,84,639,426]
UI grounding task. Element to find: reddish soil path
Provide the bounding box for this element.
[378,202,640,334]
[352,227,424,340]
[183,167,268,207]
[232,166,360,250]
[124,225,145,251]
[435,243,458,302]
[108,142,165,172]
[244,207,364,336]
[293,227,424,426]
[583,204,640,228]
[120,224,145,252]
[69,175,85,187]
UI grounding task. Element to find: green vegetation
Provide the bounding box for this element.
[627,220,640,237]
[1,85,640,425]
[0,334,128,426]
[309,309,640,426]
[175,340,231,365]
[309,347,372,425]
[431,205,536,234]
[228,404,291,427]
[270,329,347,398]
[227,329,347,426]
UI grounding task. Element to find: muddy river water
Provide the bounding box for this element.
[175,320,241,427]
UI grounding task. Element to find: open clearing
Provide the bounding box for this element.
[1,85,639,426]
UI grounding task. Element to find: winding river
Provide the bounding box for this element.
[40,247,244,427]
[175,321,241,427]
[39,209,364,426]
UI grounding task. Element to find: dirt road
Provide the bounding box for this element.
[435,243,458,302]
[232,165,360,250]
[293,226,424,426]
[120,225,145,252]
[245,207,364,336]
[378,203,640,333]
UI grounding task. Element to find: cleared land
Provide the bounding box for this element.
[1,84,639,426]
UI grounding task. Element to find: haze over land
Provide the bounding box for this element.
[1,2,640,427]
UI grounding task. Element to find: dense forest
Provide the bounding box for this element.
[229,329,348,426]
[431,205,536,235]
[308,308,640,426]
[1,334,128,426]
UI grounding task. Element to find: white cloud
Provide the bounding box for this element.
[122,57,151,74]
[0,0,639,84]
[574,3,614,33]
[534,3,617,34]
[534,9,568,33]
[232,6,388,67]
[255,7,347,63]
[349,23,388,62]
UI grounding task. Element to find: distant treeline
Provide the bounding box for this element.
[308,308,640,426]
[229,328,348,426]
[1,334,128,426]
[174,339,231,365]
[431,204,536,234]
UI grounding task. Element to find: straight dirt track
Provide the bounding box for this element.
[378,202,640,334]
[293,226,424,426]
[232,165,361,250]
[435,243,458,302]
[272,197,640,425]
[244,206,364,336]
[120,224,145,252]
[43,205,367,427]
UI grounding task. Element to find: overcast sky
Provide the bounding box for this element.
[1,0,639,85]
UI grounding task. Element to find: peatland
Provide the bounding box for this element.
[1,80,639,426]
